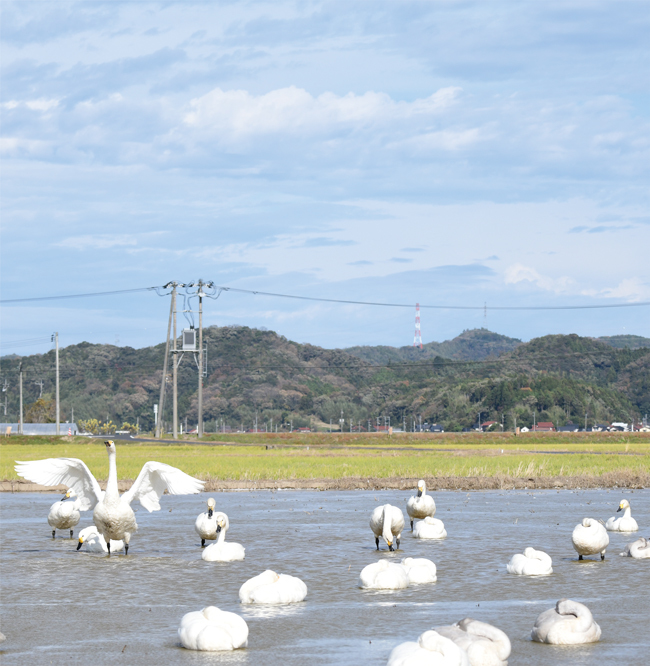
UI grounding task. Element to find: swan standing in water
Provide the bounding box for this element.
[387,630,470,666]
[435,618,511,666]
[606,499,639,532]
[406,480,436,531]
[239,570,307,604]
[16,440,204,554]
[76,525,124,553]
[370,504,405,551]
[195,498,218,547]
[531,598,601,645]
[202,514,244,562]
[620,537,650,559]
[47,489,82,538]
[178,606,248,651]
[413,516,447,539]
[572,518,609,560]
[506,547,552,576]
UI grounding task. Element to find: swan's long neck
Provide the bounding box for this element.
[558,600,592,631]
[461,619,510,659]
[382,506,393,542]
[105,448,119,502]
[622,506,632,518]
[216,527,226,544]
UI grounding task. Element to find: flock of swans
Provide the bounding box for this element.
[13,443,649,664]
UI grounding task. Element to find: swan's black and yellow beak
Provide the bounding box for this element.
[216,524,222,534]
[76,538,83,551]
[417,490,422,497]
[208,508,213,518]
[617,506,622,512]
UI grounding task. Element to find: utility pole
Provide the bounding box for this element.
[53,332,60,435]
[19,362,23,435]
[172,286,178,439]
[34,379,44,399]
[156,284,175,438]
[197,279,204,437]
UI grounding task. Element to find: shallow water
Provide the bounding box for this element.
[1,488,648,665]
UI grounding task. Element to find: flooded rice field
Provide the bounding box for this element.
[1,488,648,665]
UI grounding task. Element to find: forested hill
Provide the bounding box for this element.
[344,328,650,364]
[0,328,648,433]
[343,328,523,363]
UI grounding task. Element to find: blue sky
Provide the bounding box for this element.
[1,0,649,356]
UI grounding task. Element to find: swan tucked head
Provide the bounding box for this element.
[617,499,630,512]
[104,440,116,452]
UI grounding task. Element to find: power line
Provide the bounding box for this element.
[0,286,161,304]
[212,284,650,311]
[1,281,649,310]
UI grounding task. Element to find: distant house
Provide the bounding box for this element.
[520,426,530,432]
[429,424,444,433]
[557,422,579,432]
[296,427,311,433]
[532,422,555,432]
[481,421,498,431]
[592,424,609,432]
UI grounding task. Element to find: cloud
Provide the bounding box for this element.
[583,278,650,303]
[504,264,574,293]
[183,86,461,137]
[569,224,635,233]
[57,235,140,251]
[300,237,357,247]
[348,260,373,266]
[390,257,413,263]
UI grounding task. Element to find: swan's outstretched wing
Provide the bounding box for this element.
[122,462,204,512]
[14,458,103,511]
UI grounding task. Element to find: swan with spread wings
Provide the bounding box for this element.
[15,440,204,554]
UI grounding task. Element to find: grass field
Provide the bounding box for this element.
[2,433,648,485]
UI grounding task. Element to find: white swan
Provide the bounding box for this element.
[239,570,307,604]
[15,440,204,554]
[406,479,436,530]
[370,504,405,551]
[387,630,470,666]
[435,618,511,666]
[620,537,650,559]
[606,499,639,532]
[359,560,410,590]
[531,598,601,645]
[202,513,244,562]
[413,516,447,540]
[178,606,248,651]
[47,489,82,538]
[401,557,437,584]
[506,547,552,576]
[76,525,124,553]
[195,497,218,546]
[571,518,609,560]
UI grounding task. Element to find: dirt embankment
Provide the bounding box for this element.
[3,470,648,493]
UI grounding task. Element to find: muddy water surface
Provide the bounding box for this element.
[1,488,649,664]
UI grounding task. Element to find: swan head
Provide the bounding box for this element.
[62,488,76,501]
[617,499,630,512]
[417,480,425,497]
[207,497,216,518]
[216,515,227,534]
[104,440,116,453]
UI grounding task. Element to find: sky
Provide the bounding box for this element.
[1,0,649,357]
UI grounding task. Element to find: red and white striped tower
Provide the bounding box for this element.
[413,303,423,349]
